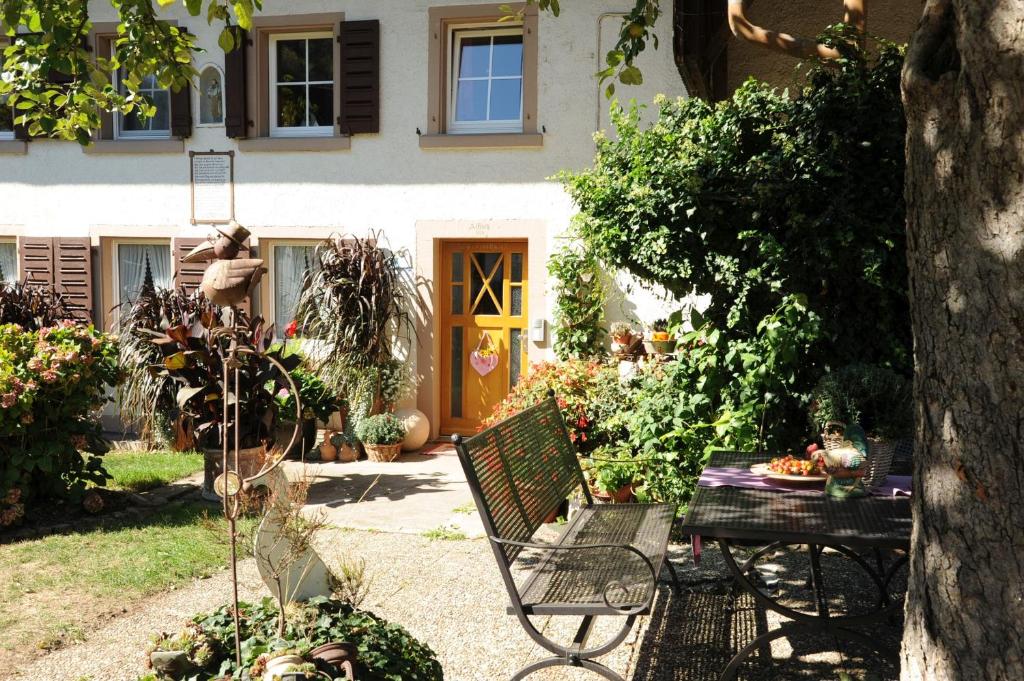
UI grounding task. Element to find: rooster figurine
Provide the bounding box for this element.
[182,221,266,307]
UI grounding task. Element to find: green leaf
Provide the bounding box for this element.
[185,0,202,15]
[218,27,235,52]
[618,65,643,86]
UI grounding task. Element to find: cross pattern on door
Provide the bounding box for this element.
[470,252,503,315]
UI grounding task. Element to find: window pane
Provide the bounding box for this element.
[308,83,333,127]
[0,100,11,132]
[491,35,523,77]
[510,286,523,316]
[510,253,523,283]
[451,284,463,315]
[149,90,171,131]
[274,245,316,332]
[117,244,172,304]
[0,243,16,284]
[121,110,148,132]
[458,36,491,78]
[489,78,522,121]
[455,79,488,122]
[509,328,522,389]
[308,38,333,81]
[451,326,463,418]
[140,74,159,89]
[451,252,464,282]
[470,253,503,316]
[277,85,306,127]
[276,39,306,82]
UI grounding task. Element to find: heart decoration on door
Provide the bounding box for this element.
[470,332,500,376]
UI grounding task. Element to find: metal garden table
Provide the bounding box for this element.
[679,451,913,680]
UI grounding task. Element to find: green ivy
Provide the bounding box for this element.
[549,241,606,360]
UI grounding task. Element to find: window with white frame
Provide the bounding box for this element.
[114,242,173,307]
[114,69,172,138]
[272,243,319,333]
[270,33,335,137]
[449,27,524,134]
[0,241,17,284]
[0,96,14,141]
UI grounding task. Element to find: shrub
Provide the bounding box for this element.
[355,413,405,445]
[272,367,338,423]
[484,360,629,452]
[0,281,74,330]
[549,242,606,360]
[810,364,913,439]
[0,321,119,519]
[166,596,444,681]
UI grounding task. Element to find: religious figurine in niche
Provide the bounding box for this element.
[206,76,222,122]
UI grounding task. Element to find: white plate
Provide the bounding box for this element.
[750,462,827,483]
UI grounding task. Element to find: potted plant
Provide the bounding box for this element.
[272,366,337,460]
[587,448,638,504]
[355,413,406,462]
[643,319,677,355]
[146,314,299,499]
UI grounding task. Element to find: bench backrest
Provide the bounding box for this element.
[454,396,589,564]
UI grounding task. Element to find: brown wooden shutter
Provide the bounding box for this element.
[338,19,380,135]
[17,237,54,286]
[223,27,249,138]
[172,238,208,295]
[54,237,94,322]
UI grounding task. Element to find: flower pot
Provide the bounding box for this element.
[337,441,359,463]
[593,484,633,504]
[264,654,306,680]
[150,650,194,678]
[202,445,266,501]
[276,418,317,459]
[364,443,401,462]
[309,642,357,680]
[319,439,338,462]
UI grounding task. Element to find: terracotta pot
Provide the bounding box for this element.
[592,484,633,504]
[309,642,357,680]
[202,445,266,501]
[364,443,401,462]
[337,442,359,463]
[319,438,338,462]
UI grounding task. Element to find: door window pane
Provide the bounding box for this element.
[451,284,464,315]
[451,326,463,418]
[0,243,16,284]
[470,253,503,316]
[509,328,523,389]
[510,253,523,283]
[274,245,317,333]
[117,244,172,305]
[510,286,523,317]
[451,252,464,282]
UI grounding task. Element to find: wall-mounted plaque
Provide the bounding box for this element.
[190,150,234,224]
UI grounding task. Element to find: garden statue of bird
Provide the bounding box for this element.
[181,221,267,307]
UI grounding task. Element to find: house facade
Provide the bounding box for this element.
[0,1,683,438]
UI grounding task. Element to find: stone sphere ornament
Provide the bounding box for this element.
[396,407,430,452]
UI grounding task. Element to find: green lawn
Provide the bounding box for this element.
[101,450,204,493]
[0,502,256,665]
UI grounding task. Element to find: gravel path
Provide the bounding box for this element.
[12,529,901,680]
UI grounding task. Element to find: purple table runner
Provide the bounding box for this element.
[698,466,913,497]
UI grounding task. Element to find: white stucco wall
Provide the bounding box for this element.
[0,1,685,427]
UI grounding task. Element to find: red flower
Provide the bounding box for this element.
[284,320,298,338]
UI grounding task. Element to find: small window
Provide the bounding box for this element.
[0,96,14,141]
[0,242,17,283]
[272,244,319,332]
[114,70,171,139]
[449,28,523,134]
[270,33,335,138]
[115,243,173,306]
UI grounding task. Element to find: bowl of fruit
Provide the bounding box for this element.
[751,453,827,482]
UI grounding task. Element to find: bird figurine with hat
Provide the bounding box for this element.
[182,221,266,307]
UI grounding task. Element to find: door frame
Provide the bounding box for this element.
[415,220,549,441]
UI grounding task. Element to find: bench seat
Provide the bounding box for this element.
[513,503,677,616]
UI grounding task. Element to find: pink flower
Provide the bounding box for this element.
[0,393,15,408]
[41,370,58,384]
[27,358,43,371]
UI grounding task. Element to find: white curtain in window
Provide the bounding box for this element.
[0,243,16,284]
[274,245,316,332]
[117,243,173,304]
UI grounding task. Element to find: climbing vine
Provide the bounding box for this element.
[548,240,606,360]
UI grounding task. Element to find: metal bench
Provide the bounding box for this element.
[452,396,680,680]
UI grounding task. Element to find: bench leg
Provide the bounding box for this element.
[664,558,682,594]
[511,655,625,681]
[511,614,636,680]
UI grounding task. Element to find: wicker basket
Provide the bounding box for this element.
[821,421,895,489]
[364,443,401,463]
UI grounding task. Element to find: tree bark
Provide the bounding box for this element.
[901,1,1024,678]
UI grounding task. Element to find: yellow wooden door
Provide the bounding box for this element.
[439,241,528,434]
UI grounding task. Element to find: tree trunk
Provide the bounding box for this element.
[901,1,1024,678]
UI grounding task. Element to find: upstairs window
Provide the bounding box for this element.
[114,65,171,139]
[449,28,524,134]
[270,33,335,138]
